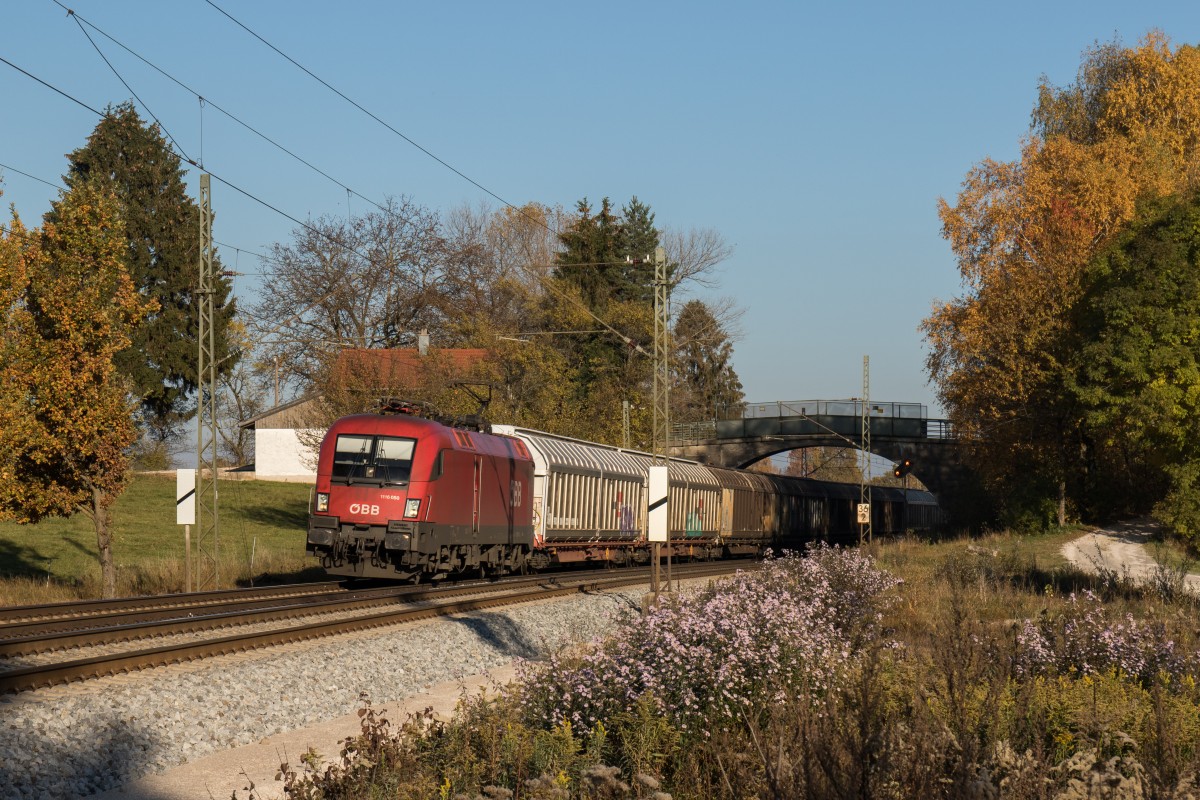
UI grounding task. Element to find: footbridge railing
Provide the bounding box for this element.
[671,399,955,445]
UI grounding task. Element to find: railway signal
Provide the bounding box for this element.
[892,457,913,479]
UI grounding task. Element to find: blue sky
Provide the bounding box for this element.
[3,1,1198,417]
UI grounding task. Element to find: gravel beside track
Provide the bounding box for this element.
[0,585,653,799]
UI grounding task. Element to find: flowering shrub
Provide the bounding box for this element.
[1014,591,1187,684]
[518,547,900,736]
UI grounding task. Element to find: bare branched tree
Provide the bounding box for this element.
[662,226,733,292]
[441,202,568,342]
[252,196,449,390]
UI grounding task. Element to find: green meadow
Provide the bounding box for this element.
[0,475,320,604]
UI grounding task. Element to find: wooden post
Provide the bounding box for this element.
[184,524,192,593]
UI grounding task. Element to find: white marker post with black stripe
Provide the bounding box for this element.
[177,469,196,593]
[648,465,668,597]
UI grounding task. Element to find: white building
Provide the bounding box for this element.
[237,396,320,482]
[238,339,490,482]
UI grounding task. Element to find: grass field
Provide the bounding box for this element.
[0,475,321,605]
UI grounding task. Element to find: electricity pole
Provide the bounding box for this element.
[650,246,669,597]
[859,355,872,544]
[195,174,220,589]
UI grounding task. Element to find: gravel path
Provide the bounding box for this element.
[1061,518,1200,592]
[0,586,652,800]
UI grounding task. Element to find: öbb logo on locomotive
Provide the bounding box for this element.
[305,404,944,583]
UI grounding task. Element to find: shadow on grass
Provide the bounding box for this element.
[1004,562,1116,597]
[61,535,96,560]
[236,564,330,587]
[0,538,53,580]
[233,504,309,529]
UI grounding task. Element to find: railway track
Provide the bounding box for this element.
[0,562,745,695]
[0,580,348,625]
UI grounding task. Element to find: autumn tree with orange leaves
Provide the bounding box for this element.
[0,183,152,598]
[925,33,1200,529]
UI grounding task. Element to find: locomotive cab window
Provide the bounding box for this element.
[332,434,416,485]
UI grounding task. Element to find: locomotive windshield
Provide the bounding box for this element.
[331,434,416,485]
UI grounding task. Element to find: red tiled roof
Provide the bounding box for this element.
[333,347,490,385]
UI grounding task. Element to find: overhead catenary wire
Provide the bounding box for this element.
[51,2,398,221]
[0,160,639,335]
[31,20,638,354]
[0,54,103,116]
[66,10,192,164]
[0,54,464,353]
[0,161,61,191]
[202,0,653,355]
[203,0,514,215]
[20,8,654,356]
[0,160,281,266]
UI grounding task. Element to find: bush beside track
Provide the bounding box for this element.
[253,532,1200,800]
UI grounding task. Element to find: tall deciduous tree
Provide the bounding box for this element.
[924,33,1200,528]
[216,321,270,467]
[441,201,564,340]
[255,196,448,391]
[1071,193,1200,535]
[49,102,236,441]
[0,183,152,597]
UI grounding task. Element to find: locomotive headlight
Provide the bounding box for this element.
[316,492,329,512]
[404,498,421,519]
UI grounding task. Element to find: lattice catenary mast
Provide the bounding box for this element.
[651,246,669,595]
[195,174,220,589]
[859,355,872,544]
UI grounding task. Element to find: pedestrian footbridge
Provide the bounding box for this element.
[669,399,962,500]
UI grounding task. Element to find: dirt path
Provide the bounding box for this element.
[1060,518,1200,592]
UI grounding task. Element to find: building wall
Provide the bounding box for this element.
[255,428,320,481]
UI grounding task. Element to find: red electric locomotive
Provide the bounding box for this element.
[307,402,534,581]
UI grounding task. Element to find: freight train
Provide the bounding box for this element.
[305,402,943,582]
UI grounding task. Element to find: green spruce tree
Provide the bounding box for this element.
[617,196,659,303]
[548,197,665,443]
[554,197,624,308]
[47,102,237,441]
[672,299,744,423]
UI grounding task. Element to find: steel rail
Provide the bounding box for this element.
[0,571,612,649]
[0,563,745,695]
[0,581,348,625]
[0,561,739,656]
[0,581,580,694]
[0,582,427,642]
[0,586,415,655]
